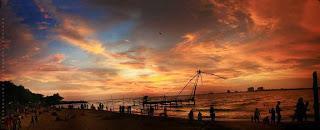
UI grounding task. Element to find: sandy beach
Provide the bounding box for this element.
[18,109,320,130]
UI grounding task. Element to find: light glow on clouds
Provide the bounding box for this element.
[2,0,320,100]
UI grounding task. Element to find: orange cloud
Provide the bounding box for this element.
[5,0,320,100]
[56,17,117,59]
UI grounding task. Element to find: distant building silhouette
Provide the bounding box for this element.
[248,87,254,92]
[257,87,264,91]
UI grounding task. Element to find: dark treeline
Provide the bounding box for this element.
[1,81,64,108]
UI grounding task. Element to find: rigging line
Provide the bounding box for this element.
[177,72,198,97]
[191,74,199,100]
[190,74,197,99]
[202,72,227,79]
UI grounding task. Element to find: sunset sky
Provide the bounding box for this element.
[1,0,320,100]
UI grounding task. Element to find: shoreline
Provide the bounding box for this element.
[20,108,320,130]
[72,88,314,101]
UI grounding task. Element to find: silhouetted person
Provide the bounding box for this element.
[263,116,270,124]
[128,106,132,114]
[150,106,154,116]
[210,106,216,121]
[121,106,124,113]
[35,114,38,122]
[91,104,95,110]
[99,103,104,110]
[276,101,282,124]
[97,103,101,110]
[163,107,168,117]
[30,115,35,127]
[198,112,202,121]
[269,108,276,124]
[188,109,194,121]
[122,106,124,113]
[304,101,309,121]
[13,117,17,130]
[293,97,305,122]
[254,108,260,123]
[17,118,21,130]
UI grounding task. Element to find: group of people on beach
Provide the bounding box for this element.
[3,107,41,130]
[80,103,89,109]
[119,105,132,114]
[188,106,216,122]
[267,101,282,124]
[59,96,311,124]
[98,103,104,110]
[253,101,282,124]
[253,97,310,125]
[4,114,22,130]
[147,106,155,116]
[292,97,309,122]
[30,112,39,127]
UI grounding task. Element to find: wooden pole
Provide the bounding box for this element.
[313,71,319,121]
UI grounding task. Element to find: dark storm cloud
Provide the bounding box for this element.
[277,57,320,69]
[85,0,221,49]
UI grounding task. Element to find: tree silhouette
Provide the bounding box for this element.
[0,81,64,108]
[43,93,64,106]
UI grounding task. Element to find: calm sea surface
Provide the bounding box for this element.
[63,89,317,121]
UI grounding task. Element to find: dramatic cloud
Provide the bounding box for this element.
[2,0,320,100]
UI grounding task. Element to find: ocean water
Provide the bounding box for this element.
[64,89,317,121]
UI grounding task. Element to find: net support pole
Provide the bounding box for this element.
[313,71,319,121]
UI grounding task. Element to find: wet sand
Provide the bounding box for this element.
[20,109,320,130]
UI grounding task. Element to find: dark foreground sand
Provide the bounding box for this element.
[20,109,320,130]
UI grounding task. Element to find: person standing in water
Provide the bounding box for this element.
[254,108,260,123]
[210,106,216,121]
[276,101,282,124]
[188,109,194,121]
[198,112,202,121]
[163,107,168,117]
[128,106,132,114]
[293,97,305,122]
[269,108,276,124]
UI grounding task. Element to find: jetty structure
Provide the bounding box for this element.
[142,69,226,110]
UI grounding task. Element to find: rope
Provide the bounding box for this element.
[177,73,198,97]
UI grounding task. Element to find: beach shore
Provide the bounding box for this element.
[20,109,319,130]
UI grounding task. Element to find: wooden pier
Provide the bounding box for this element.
[141,70,226,110]
[142,96,195,109]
